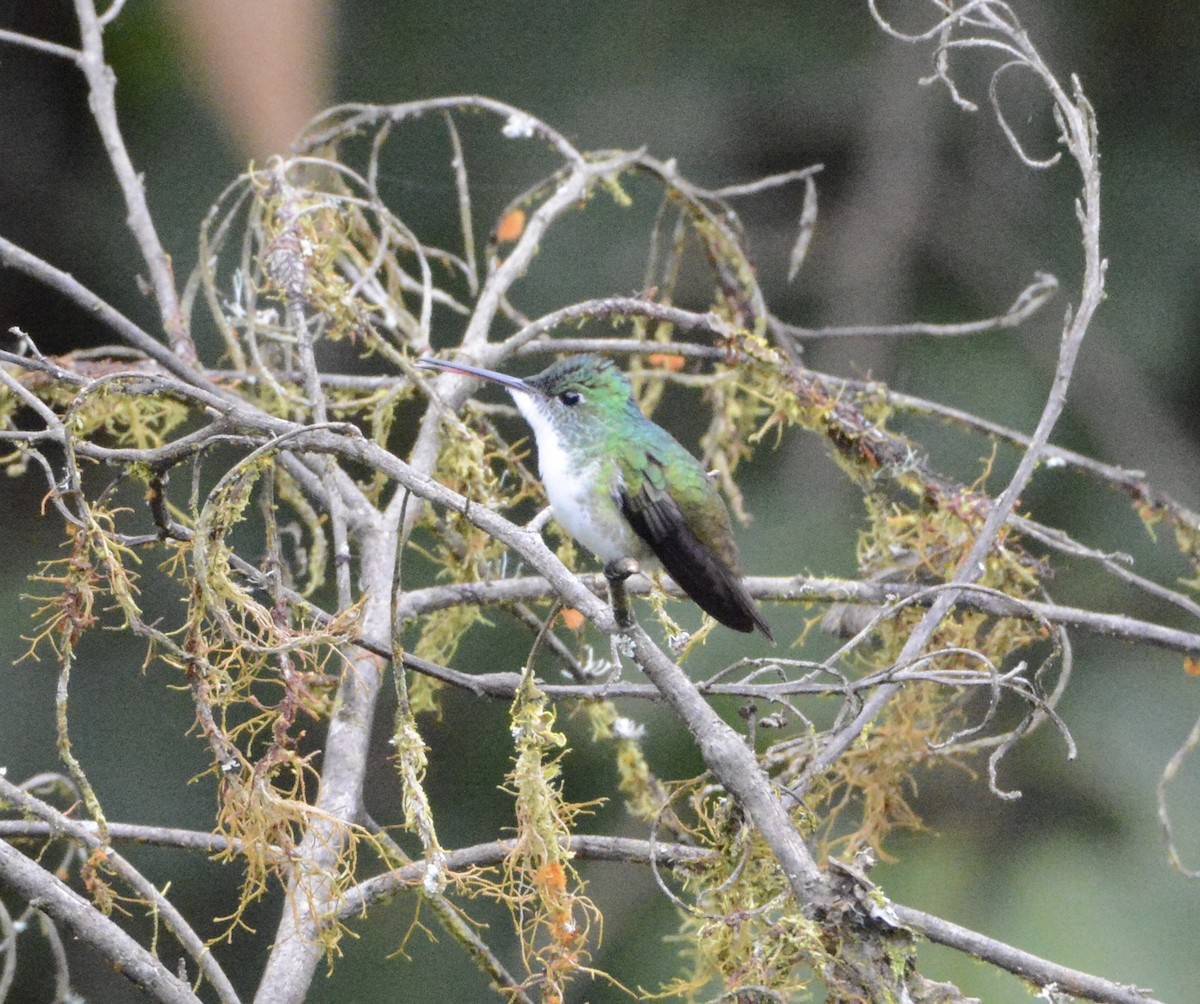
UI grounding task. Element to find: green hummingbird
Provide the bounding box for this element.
[417,354,772,640]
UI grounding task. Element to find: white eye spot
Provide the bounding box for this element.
[559,390,583,406]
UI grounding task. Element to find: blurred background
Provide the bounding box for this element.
[2,1,1198,1001]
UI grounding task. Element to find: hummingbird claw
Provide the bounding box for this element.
[603,557,641,583]
[603,557,640,630]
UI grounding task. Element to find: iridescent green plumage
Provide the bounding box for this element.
[418,354,772,639]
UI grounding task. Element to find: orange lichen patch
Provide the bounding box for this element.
[648,352,686,372]
[495,208,526,243]
[559,607,585,631]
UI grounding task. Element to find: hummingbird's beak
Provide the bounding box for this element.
[416,357,534,395]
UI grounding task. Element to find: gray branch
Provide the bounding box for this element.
[0,840,202,1004]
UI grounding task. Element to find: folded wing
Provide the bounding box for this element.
[617,450,772,640]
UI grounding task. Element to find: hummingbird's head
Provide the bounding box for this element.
[416,353,635,450]
[505,355,636,456]
[520,354,632,424]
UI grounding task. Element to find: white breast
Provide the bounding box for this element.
[513,393,649,564]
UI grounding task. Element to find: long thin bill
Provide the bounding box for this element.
[416,357,532,394]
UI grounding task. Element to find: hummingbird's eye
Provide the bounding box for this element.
[558,390,583,406]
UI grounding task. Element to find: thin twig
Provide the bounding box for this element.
[72,0,195,362]
[1,777,242,1003]
[793,2,1106,801]
[771,271,1058,340]
[0,840,202,1004]
[0,28,82,63]
[891,903,1162,1004]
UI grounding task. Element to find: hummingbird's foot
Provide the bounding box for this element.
[603,557,640,583]
[603,557,641,630]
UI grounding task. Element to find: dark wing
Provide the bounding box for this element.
[617,450,773,641]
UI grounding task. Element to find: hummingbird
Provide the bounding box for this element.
[417,354,772,640]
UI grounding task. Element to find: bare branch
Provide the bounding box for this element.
[772,271,1058,340]
[2,775,242,1003]
[394,572,1200,657]
[336,833,1167,1004]
[891,903,1163,1004]
[0,819,261,856]
[0,840,202,1004]
[0,237,205,387]
[71,0,195,362]
[296,95,587,167]
[791,0,1106,800]
[1158,709,1200,879]
[337,835,710,919]
[0,28,82,63]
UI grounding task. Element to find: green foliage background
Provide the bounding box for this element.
[2,2,1198,1001]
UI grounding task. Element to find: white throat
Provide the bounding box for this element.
[509,391,644,562]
